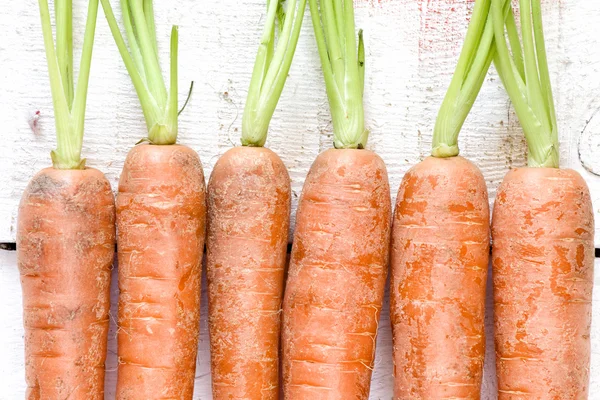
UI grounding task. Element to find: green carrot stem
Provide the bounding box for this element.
[144,0,158,55]
[101,0,180,145]
[492,0,559,167]
[358,29,364,97]
[432,0,496,158]
[120,0,146,81]
[309,0,367,149]
[38,0,99,169]
[56,0,74,108]
[241,0,307,147]
[129,0,166,110]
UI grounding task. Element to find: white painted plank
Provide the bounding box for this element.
[0,250,25,398]
[1,0,599,246]
[592,257,600,399]
[2,251,598,399]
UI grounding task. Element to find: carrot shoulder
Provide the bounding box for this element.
[18,168,115,399]
[282,149,391,399]
[116,144,206,399]
[390,156,489,399]
[492,168,594,398]
[207,146,290,399]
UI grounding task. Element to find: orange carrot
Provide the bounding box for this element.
[390,0,496,396]
[18,1,114,398]
[207,147,290,399]
[205,1,305,397]
[280,2,392,397]
[100,2,206,398]
[390,157,489,398]
[19,168,115,399]
[491,1,595,396]
[281,2,391,398]
[282,149,391,399]
[116,144,205,399]
[492,168,594,398]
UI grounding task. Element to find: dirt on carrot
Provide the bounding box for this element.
[207,146,291,399]
[282,148,391,400]
[18,167,116,400]
[492,167,594,399]
[390,156,490,399]
[115,144,206,400]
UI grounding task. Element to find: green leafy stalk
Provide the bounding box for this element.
[492,0,559,168]
[432,0,500,157]
[38,0,99,169]
[241,0,308,147]
[309,0,366,149]
[100,0,180,145]
[56,0,74,108]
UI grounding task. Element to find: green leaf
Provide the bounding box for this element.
[38,0,99,169]
[101,0,178,144]
[308,0,366,149]
[241,0,308,147]
[492,0,559,167]
[432,0,495,158]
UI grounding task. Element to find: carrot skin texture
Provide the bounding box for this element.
[207,146,291,399]
[17,167,116,400]
[390,156,490,399]
[116,144,206,400]
[492,168,594,399]
[282,149,391,400]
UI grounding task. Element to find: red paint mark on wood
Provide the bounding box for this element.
[353,0,392,8]
[417,0,471,55]
[28,110,41,135]
[354,0,389,4]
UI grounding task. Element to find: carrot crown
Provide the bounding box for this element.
[100,0,183,145]
[432,0,501,158]
[38,0,100,169]
[492,0,559,168]
[242,0,307,147]
[309,0,367,150]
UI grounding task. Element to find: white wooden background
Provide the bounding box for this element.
[1,0,600,398]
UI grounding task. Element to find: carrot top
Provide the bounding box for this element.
[242,0,307,147]
[432,0,502,158]
[309,0,366,150]
[100,0,184,145]
[39,0,100,169]
[492,0,559,168]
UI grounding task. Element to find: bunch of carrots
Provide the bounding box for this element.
[16,0,594,399]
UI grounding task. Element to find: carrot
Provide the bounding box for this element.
[391,157,490,399]
[116,144,205,399]
[282,2,391,398]
[282,149,391,399]
[17,1,115,398]
[390,0,497,397]
[492,169,594,398]
[206,2,304,397]
[101,2,206,398]
[491,0,595,397]
[207,147,291,399]
[19,168,115,399]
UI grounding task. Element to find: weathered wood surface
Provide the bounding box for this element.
[1,0,599,246]
[2,251,598,399]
